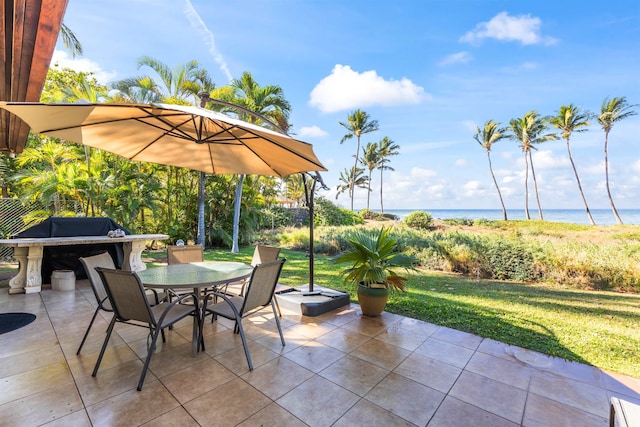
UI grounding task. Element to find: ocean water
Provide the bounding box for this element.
[377,209,640,226]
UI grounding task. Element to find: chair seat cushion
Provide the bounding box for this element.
[206,296,244,319]
[151,301,197,327]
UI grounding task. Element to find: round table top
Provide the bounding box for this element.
[137,261,253,288]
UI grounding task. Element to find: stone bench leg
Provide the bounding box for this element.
[8,246,43,294]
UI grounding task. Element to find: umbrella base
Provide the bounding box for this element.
[275,284,350,317]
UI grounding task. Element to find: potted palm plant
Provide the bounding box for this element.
[334,227,417,316]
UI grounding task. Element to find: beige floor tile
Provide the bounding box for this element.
[140,406,200,426]
[287,320,337,339]
[277,375,360,427]
[0,381,84,426]
[427,396,518,427]
[432,326,483,350]
[315,326,371,352]
[0,343,65,378]
[144,341,209,379]
[319,354,389,396]
[396,316,440,337]
[41,409,92,427]
[395,352,462,393]
[76,359,149,406]
[351,338,410,370]
[237,402,307,427]
[242,356,314,399]
[375,322,431,351]
[364,372,445,426]
[523,393,608,427]
[202,328,244,356]
[0,361,74,405]
[86,379,180,427]
[465,351,533,390]
[603,370,640,398]
[449,371,527,424]
[160,357,236,404]
[67,342,138,380]
[529,370,610,418]
[333,398,415,427]
[215,340,279,374]
[544,357,605,387]
[415,337,475,368]
[341,313,401,337]
[319,305,361,326]
[254,326,310,354]
[184,377,271,426]
[283,340,346,372]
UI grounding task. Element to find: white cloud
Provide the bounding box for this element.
[531,150,569,169]
[460,12,557,46]
[309,64,427,113]
[298,125,328,138]
[50,50,118,83]
[632,159,640,172]
[455,158,469,167]
[461,120,477,132]
[439,51,473,66]
[182,0,232,82]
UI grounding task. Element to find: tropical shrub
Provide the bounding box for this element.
[404,211,433,229]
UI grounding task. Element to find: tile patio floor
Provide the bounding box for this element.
[1,280,639,426]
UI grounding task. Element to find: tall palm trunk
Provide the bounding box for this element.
[379,168,385,213]
[604,130,623,224]
[566,137,595,225]
[487,151,507,220]
[351,136,360,211]
[529,151,543,220]
[524,153,531,220]
[366,171,371,210]
[232,175,244,253]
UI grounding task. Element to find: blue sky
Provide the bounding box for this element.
[54,0,639,211]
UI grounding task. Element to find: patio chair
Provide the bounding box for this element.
[76,252,116,355]
[225,244,281,297]
[92,268,199,391]
[200,259,286,370]
[77,253,165,355]
[166,244,204,301]
[167,244,203,265]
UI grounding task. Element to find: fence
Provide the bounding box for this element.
[0,198,82,260]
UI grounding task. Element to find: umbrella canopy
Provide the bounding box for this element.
[0,102,326,177]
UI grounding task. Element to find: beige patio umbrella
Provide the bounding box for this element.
[0,102,326,177]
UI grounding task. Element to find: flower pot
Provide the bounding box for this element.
[357,284,389,317]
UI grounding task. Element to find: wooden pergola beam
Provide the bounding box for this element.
[0,0,68,154]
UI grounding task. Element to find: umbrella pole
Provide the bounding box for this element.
[197,172,205,245]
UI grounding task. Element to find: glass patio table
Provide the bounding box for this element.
[137,261,253,356]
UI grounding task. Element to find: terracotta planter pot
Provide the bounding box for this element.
[357,284,389,317]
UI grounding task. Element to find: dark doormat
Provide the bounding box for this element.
[0,313,37,334]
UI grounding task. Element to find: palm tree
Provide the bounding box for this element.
[60,23,83,58]
[227,72,291,252]
[551,105,595,225]
[474,120,509,220]
[509,111,556,220]
[361,142,379,210]
[336,167,368,202]
[598,97,637,225]
[339,110,379,210]
[376,136,399,213]
[114,58,213,244]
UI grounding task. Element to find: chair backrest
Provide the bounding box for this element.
[167,244,204,265]
[241,259,286,315]
[79,252,116,305]
[251,245,281,266]
[95,268,155,325]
